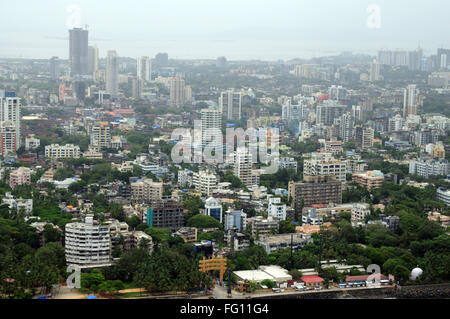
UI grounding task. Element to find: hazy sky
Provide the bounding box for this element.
[1,0,449,60]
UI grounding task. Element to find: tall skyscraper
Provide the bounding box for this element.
[408,48,423,71]
[219,90,242,121]
[137,56,152,82]
[69,27,89,76]
[437,48,450,70]
[106,51,119,98]
[403,84,420,118]
[201,108,222,149]
[0,92,21,153]
[88,45,99,74]
[355,126,374,150]
[169,76,186,107]
[369,59,381,81]
[154,53,168,69]
[49,56,60,81]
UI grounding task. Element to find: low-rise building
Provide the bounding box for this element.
[45,144,81,159]
[255,233,313,254]
[174,227,198,243]
[248,216,279,238]
[437,188,450,206]
[2,192,33,213]
[409,158,449,178]
[268,197,287,221]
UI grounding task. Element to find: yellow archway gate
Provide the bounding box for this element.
[198,256,227,282]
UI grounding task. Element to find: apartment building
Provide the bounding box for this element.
[248,216,280,238]
[224,209,247,232]
[193,170,218,196]
[268,197,287,221]
[352,170,384,190]
[45,144,81,159]
[144,200,184,231]
[255,233,313,254]
[90,122,111,149]
[325,140,343,155]
[409,158,449,178]
[131,178,163,203]
[288,175,343,210]
[9,167,31,189]
[303,152,347,182]
[65,215,111,268]
[350,203,371,222]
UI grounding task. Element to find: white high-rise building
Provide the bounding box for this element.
[0,95,21,151]
[234,147,258,188]
[219,90,241,121]
[65,215,111,268]
[403,84,419,119]
[201,108,222,149]
[0,121,18,156]
[106,50,119,98]
[137,56,152,82]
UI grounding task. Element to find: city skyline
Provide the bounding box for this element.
[1,0,449,60]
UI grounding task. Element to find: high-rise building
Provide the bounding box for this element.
[0,121,18,156]
[65,215,111,268]
[408,48,423,71]
[49,56,60,81]
[369,59,381,81]
[169,76,186,107]
[355,126,374,150]
[144,200,184,231]
[219,90,242,121]
[403,84,420,118]
[154,52,169,69]
[437,48,450,70]
[88,45,99,74]
[90,122,111,149]
[201,108,222,149]
[234,147,253,188]
[69,27,89,76]
[316,100,347,125]
[0,93,21,151]
[106,50,119,98]
[137,56,152,82]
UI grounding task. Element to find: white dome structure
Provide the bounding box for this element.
[410,267,423,281]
